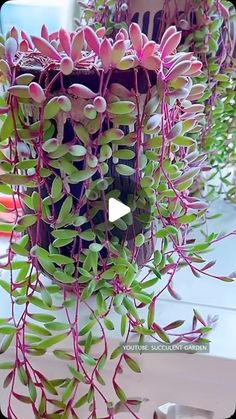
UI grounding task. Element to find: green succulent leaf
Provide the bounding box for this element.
[123,354,141,373]
[74,393,88,408]
[114,382,127,402]
[115,164,136,176]
[36,333,69,349]
[107,101,135,115]
[0,361,15,369]
[52,350,74,363]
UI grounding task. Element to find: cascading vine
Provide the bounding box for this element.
[80,0,236,200]
[0,22,235,419]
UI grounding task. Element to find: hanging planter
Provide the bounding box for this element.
[19,63,157,276]
[0,23,234,419]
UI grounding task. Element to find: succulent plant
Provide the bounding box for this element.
[78,0,129,34]
[174,0,236,201]
[0,23,235,418]
[79,0,236,200]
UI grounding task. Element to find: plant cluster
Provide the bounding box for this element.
[174,0,236,201]
[0,22,235,418]
[79,0,236,201]
[78,0,129,35]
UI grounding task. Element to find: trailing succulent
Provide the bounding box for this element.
[80,0,236,201]
[173,0,236,201]
[78,0,129,34]
[0,22,235,419]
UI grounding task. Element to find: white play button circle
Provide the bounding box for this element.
[108,198,131,223]
[83,176,152,241]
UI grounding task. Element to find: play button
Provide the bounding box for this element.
[108,198,131,222]
[83,174,153,243]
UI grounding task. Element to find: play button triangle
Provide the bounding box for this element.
[108,198,131,223]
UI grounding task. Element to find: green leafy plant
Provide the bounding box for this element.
[0,22,235,418]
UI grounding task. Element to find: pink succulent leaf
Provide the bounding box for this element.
[129,22,143,53]
[186,84,205,100]
[68,83,96,99]
[109,83,133,99]
[111,40,126,65]
[49,31,59,42]
[202,260,217,272]
[185,196,202,203]
[5,37,17,65]
[165,51,194,67]
[50,39,59,51]
[29,82,46,104]
[184,78,193,92]
[167,284,181,300]
[60,56,74,75]
[59,28,71,56]
[146,113,162,131]
[41,24,49,41]
[21,30,34,49]
[185,112,205,122]
[174,168,200,185]
[116,31,125,41]
[20,40,29,52]
[184,61,202,75]
[142,33,149,45]
[161,31,182,59]
[200,164,214,172]
[57,95,72,112]
[84,27,100,55]
[166,121,183,140]
[189,84,205,95]
[96,27,106,38]
[187,93,204,101]
[31,36,61,61]
[179,52,194,61]
[10,26,18,42]
[181,112,205,123]
[119,28,129,40]
[165,60,192,81]
[142,55,161,71]
[71,30,84,61]
[160,25,177,50]
[141,41,156,60]
[187,201,208,210]
[163,55,177,67]
[183,104,205,113]
[93,96,107,113]
[168,88,190,100]
[100,38,112,70]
